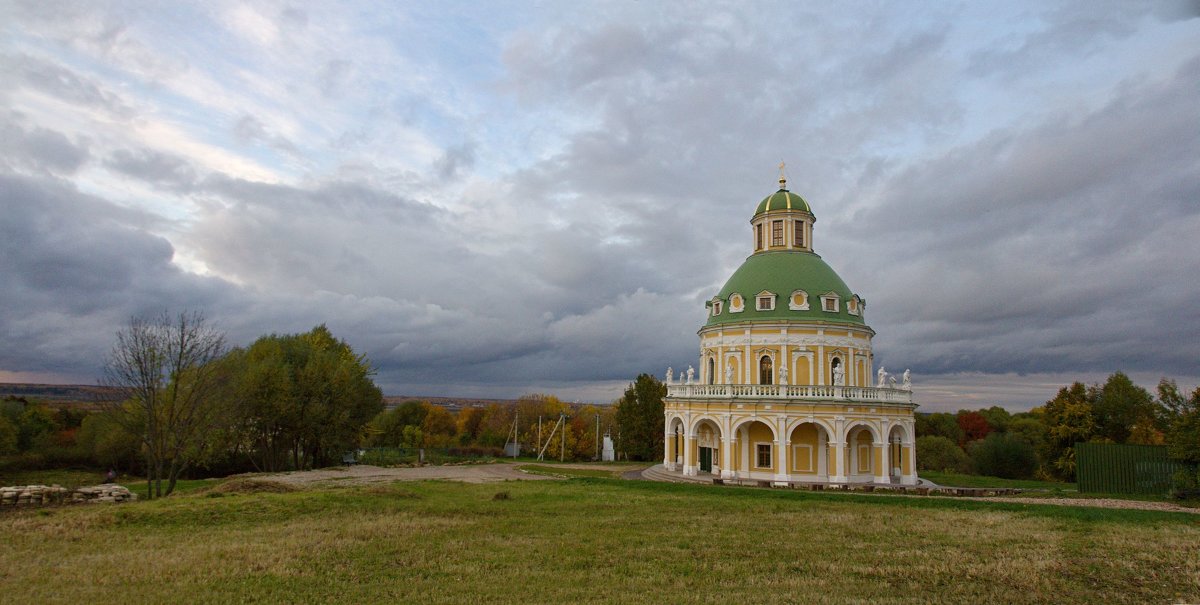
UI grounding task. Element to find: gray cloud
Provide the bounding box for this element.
[0,3,1197,409]
[0,119,90,175]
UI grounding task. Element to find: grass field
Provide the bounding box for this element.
[3,475,1198,604]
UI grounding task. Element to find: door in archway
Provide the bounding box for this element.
[699,447,713,473]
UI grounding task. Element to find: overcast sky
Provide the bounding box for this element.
[2,1,1198,411]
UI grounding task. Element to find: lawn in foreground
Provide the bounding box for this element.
[2,478,1198,604]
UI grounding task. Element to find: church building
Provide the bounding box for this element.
[663,170,918,486]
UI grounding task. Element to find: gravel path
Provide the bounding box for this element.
[961,495,1200,514]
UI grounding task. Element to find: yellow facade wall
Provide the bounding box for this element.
[790,423,819,474]
[746,421,776,473]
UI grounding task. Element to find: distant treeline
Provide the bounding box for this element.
[915,371,1200,492]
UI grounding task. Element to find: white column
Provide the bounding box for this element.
[774,416,789,486]
[816,345,825,385]
[829,440,846,483]
[830,416,846,482]
[663,428,672,470]
[901,440,917,485]
[683,432,697,476]
[874,429,890,484]
[720,417,735,479]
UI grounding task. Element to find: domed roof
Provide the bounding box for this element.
[754,189,812,216]
[705,250,865,327]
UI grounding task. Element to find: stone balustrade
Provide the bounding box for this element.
[0,484,137,506]
[666,382,914,405]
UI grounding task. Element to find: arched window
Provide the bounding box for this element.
[707,357,715,385]
[759,355,773,385]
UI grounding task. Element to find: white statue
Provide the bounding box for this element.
[902,369,911,391]
[778,363,789,386]
[724,363,734,384]
[832,364,845,386]
[665,367,674,385]
[888,375,897,389]
[876,366,887,388]
[686,365,695,384]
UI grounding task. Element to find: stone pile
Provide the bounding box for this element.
[70,485,137,504]
[0,484,137,507]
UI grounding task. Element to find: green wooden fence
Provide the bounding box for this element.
[1075,442,1182,495]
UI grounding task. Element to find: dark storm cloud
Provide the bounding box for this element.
[0,172,240,375]
[838,54,1200,378]
[1,2,1197,406]
[0,120,90,175]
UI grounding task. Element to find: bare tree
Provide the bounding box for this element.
[100,311,227,498]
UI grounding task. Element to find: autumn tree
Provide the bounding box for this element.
[956,411,992,445]
[1037,382,1095,480]
[100,311,228,498]
[230,325,383,470]
[615,374,666,461]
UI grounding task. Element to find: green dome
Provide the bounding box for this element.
[705,251,865,327]
[754,189,812,216]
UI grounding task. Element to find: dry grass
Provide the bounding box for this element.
[1,478,1197,604]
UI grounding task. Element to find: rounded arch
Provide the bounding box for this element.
[886,422,912,443]
[730,416,779,441]
[759,354,774,385]
[666,414,686,432]
[785,417,837,439]
[689,415,723,437]
[707,357,716,385]
[843,420,881,443]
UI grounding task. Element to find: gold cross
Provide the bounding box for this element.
[778,161,787,188]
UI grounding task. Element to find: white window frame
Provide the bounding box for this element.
[820,293,840,313]
[847,296,860,316]
[712,300,723,316]
[755,290,776,312]
[755,443,773,469]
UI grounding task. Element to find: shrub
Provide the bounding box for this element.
[916,435,971,473]
[968,432,1038,479]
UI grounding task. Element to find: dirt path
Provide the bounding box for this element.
[961,495,1200,514]
[265,462,646,486]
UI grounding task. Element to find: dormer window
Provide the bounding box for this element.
[847,296,860,316]
[820,292,840,313]
[712,300,723,316]
[729,294,744,313]
[789,290,809,310]
[756,290,776,311]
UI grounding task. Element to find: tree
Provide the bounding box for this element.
[956,411,992,445]
[229,325,383,470]
[614,374,666,461]
[1093,372,1160,444]
[915,436,971,473]
[100,311,228,498]
[1161,380,1200,466]
[968,433,1037,479]
[977,406,1012,434]
[1038,382,1095,481]
[421,404,457,447]
[916,412,964,444]
[0,414,17,455]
